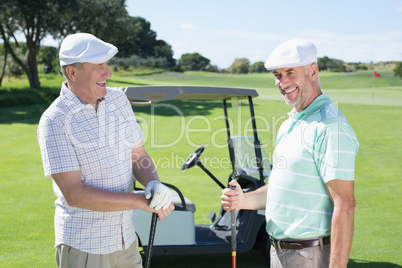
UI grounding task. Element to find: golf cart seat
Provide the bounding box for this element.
[134,183,195,213]
[231,136,271,189]
[170,190,196,213]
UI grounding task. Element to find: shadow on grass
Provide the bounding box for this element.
[0,104,48,125]
[131,99,224,118]
[107,79,149,86]
[0,87,60,108]
[0,100,226,125]
[141,248,269,268]
[0,95,254,125]
[349,259,401,267]
[131,99,252,119]
[141,253,402,268]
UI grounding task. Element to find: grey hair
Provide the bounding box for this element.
[304,62,321,87]
[304,63,315,75]
[60,63,84,80]
[60,65,68,79]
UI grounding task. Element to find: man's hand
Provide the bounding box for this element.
[221,180,268,211]
[221,180,244,211]
[154,203,175,221]
[144,180,172,210]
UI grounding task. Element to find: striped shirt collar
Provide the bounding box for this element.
[288,92,332,118]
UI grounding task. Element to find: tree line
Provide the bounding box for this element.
[0,0,175,88]
[1,0,401,89]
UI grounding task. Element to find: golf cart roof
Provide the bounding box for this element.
[122,86,258,105]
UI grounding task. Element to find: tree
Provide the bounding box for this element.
[317,56,330,71]
[127,17,157,57]
[317,56,345,72]
[38,46,58,74]
[0,43,8,86]
[205,64,219,73]
[229,58,250,74]
[0,0,80,88]
[178,53,210,71]
[1,0,177,88]
[110,16,175,68]
[249,61,268,73]
[6,42,27,77]
[0,0,138,88]
[154,40,176,68]
[394,62,402,78]
[70,0,131,55]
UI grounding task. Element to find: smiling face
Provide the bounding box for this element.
[65,62,112,106]
[273,64,321,112]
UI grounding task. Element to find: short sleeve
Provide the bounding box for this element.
[314,121,359,183]
[122,93,143,146]
[37,116,80,178]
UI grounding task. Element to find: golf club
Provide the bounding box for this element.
[145,213,158,268]
[230,185,237,268]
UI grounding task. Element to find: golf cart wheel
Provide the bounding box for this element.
[258,225,271,263]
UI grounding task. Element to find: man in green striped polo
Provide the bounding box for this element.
[221,39,359,268]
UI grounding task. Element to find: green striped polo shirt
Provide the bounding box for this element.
[266,93,359,239]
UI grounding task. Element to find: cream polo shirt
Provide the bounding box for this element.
[37,83,143,254]
[266,93,359,240]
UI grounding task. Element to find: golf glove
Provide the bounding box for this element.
[144,180,172,210]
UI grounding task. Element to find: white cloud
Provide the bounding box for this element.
[180,24,195,30]
[212,30,287,41]
[296,29,402,62]
[209,28,402,64]
[396,6,402,12]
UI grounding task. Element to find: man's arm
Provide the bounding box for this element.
[131,141,174,218]
[221,180,267,211]
[326,179,356,268]
[131,141,160,186]
[52,171,152,213]
[52,141,174,220]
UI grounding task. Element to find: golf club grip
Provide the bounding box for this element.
[230,184,237,268]
[231,210,236,251]
[230,185,236,252]
[145,213,158,268]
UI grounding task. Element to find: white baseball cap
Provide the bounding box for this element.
[264,39,317,70]
[59,33,118,66]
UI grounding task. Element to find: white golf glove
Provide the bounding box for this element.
[144,180,172,210]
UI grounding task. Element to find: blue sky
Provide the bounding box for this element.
[126,0,402,68]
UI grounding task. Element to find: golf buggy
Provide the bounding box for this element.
[122,86,272,262]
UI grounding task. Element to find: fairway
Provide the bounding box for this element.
[0,70,401,267]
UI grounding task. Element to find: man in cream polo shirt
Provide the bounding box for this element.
[221,39,359,267]
[38,33,174,268]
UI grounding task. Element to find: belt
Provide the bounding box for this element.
[269,236,330,250]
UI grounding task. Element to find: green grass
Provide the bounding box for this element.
[0,105,55,267]
[0,70,401,267]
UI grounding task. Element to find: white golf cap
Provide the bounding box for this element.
[264,39,317,70]
[59,33,118,66]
